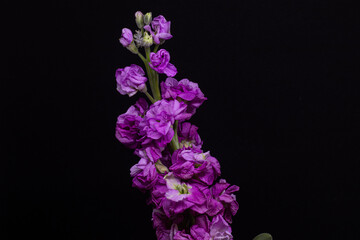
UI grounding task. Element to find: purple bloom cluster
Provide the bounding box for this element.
[115,11,239,240]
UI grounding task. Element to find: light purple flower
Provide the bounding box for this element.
[144,15,172,44]
[115,98,148,149]
[139,99,192,148]
[208,179,239,223]
[149,49,177,77]
[170,149,221,186]
[209,215,233,240]
[161,77,207,116]
[115,64,148,97]
[161,173,207,218]
[178,122,203,149]
[119,28,133,47]
[174,230,194,240]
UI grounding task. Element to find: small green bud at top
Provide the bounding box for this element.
[144,12,152,25]
[142,32,153,47]
[135,11,144,28]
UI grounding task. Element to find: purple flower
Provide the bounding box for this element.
[139,99,192,148]
[119,28,133,47]
[178,122,203,149]
[149,49,177,77]
[174,230,194,240]
[115,98,148,149]
[135,146,162,162]
[152,209,177,240]
[209,215,233,240]
[189,215,211,240]
[161,173,207,218]
[170,149,221,186]
[148,176,168,208]
[208,179,239,223]
[115,64,148,97]
[144,15,172,44]
[130,157,158,191]
[161,78,207,116]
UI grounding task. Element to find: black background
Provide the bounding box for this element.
[2,0,359,239]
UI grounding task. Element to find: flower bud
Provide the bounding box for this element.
[126,42,139,54]
[135,11,144,28]
[144,12,152,25]
[142,31,153,47]
[155,160,169,174]
[119,28,133,47]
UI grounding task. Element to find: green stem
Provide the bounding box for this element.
[169,120,180,152]
[144,91,155,103]
[139,49,156,99]
[154,44,160,53]
[137,52,146,63]
[152,71,161,100]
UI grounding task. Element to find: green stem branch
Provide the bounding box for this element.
[144,91,155,103]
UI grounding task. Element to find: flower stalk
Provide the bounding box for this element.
[115,11,241,240]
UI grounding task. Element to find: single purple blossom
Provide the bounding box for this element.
[135,146,162,163]
[152,209,177,240]
[178,122,203,149]
[161,173,207,218]
[189,215,211,240]
[173,230,194,240]
[139,99,191,148]
[119,28,133,47]
[115,98,148,149]
[209,215,233,240]
[130,157,158,190]
[144,15,172,44]
[208,179,239,223]
[170,149,221,186]
[161,77,207,116]
[149,49,177,77]
[148,176,168,208]
[115,64,148,97]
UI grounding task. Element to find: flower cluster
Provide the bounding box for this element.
[115,11,239,240]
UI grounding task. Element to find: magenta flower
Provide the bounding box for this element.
[208,179,239,223]
[161,78,207,116]
[152,209,177,240]
[148,176,168,208]
[115,64,148,97]
[149,49,177,77]
[161,173,207,218]
[178,122,203,149]
[139,99,191,148]
[130,157,158,190]
[119,28,133,47]
[135,146,162,162]
[189,215,211,240]
[144,15,172,44]
[115,98,148,149]
[173,230,194,240]
[170,149,221,185]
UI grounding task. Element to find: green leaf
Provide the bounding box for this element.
[253,233,273,240]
